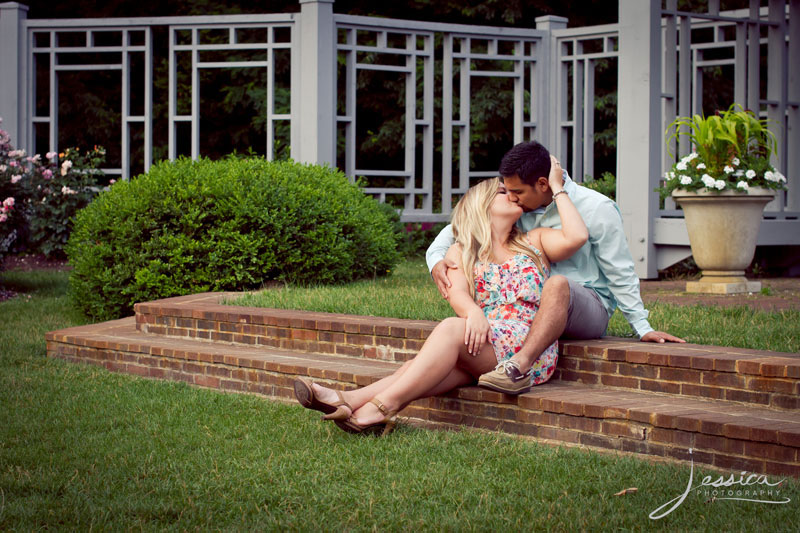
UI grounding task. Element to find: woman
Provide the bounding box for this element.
[294,156,587,436]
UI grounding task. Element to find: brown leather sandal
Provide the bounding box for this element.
[293,377,352,421]
[334,398,398,437]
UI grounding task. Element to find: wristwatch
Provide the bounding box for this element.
[552,190,567,200]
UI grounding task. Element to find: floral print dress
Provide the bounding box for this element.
[473,246,558,387]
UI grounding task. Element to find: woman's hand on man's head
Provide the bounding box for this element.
[548,155,564,194]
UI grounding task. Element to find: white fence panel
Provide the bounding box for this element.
[0,0,796,276]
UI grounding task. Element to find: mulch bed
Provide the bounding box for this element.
[0,254,71,302]
[2,254,70,272]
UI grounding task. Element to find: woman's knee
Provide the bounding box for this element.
[439,316,465,331]
[431,316,466,340]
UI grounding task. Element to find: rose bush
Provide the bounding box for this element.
[28,146,106,258]
[0,118,105,263]
[0,123,31,262]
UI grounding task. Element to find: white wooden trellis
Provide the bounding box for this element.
[335,19,435,218]
[334,14,544,221]
[442,32,542,216]
[25,21,153,180]
[1,1,797,276]
[167,18,294,163]
[15,13,295,180]
[551,24,619,184]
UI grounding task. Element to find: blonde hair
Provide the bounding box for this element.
[451,178,545,298]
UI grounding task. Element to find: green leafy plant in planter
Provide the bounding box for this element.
[657,104,787,294]
[657,104,786,199]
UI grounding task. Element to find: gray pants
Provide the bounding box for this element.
[562,278,610,340]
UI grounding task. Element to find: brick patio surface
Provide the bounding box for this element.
[640,278,800,311]
[46,291,800,477]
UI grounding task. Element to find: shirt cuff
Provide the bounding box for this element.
[630,318,654,339]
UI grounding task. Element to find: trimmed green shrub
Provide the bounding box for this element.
[581,171,616,201]
[66,157,401,320]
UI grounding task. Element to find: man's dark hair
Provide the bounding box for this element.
[498,141,551,186]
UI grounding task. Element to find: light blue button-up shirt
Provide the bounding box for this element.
[425,173,654,338]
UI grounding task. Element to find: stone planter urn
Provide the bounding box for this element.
[672,187,774,294]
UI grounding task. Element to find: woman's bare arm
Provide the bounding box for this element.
[443,245,480,317]
[536,155,589,263]
[444,244,491,355]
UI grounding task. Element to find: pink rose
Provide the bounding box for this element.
[46,151,58,160]
[0,214,7,223]
[11,175,22,184]
[42,169,53,180]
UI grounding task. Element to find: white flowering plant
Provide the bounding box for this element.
[1,117,106,261]
[657,104,787,199]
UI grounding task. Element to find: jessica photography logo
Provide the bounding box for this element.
[649,449,791,520]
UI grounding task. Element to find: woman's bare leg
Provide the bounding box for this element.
[350,316,497,426]
[312,316,495,419]
[313,359,476,416]
[312,319,488,411]
[311,360,411,415]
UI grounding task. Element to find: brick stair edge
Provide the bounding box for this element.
[134,293,800,369]
[46,336,800,478]
[132,294,800,410]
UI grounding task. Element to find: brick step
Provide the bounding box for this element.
[46,317,800,477]
[134,293,800,410]
[553,339,800,411]
[135,292,439,362]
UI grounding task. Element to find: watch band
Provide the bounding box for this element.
[552,189,567,200]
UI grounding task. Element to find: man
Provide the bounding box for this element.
[426,141,684,395]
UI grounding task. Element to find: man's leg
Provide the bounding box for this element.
[560,279,610,340]
[500,275,571,370]
[477,277,609,394]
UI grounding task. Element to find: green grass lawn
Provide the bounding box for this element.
[1,267,798,531]
[233,258,800,353]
